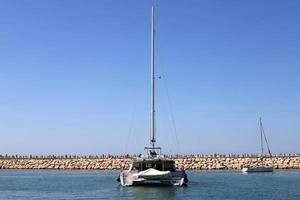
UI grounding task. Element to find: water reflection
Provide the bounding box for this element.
[119,186,178,200]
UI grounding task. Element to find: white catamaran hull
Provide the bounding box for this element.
[119,169,187,186]
[242,166,273,173]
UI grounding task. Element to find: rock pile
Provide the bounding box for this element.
[0,155,299,170]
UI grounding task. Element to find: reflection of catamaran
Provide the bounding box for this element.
[242,118,274,173]
[117,6,188,186]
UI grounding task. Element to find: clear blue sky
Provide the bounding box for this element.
[0,0,299,155]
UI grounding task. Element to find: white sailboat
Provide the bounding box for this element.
[242,118,274,173]
[117,6,188,186]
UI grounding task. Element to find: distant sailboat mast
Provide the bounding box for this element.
[150,6,156,149]
[259,117,272,157]
[260,117,264,156]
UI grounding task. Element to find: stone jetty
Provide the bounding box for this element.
[0,154,299,170]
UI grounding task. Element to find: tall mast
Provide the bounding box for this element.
[260,117,264,156]
[150,6,156,149]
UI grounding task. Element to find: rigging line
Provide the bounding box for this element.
[261,124,272,157]
[261,126,273,166]
[164,101,176,155]
[158,58,181,154]
[260,118,273,166]
[163,76,181,154]
[154,10,180,154]
[124,106,136,154]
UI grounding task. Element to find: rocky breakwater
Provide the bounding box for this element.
[0,154,299,170]
[174,154,300,170]
[0,156,131,170]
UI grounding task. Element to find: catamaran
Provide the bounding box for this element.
[117,7,188,186]
[242,118,274,173]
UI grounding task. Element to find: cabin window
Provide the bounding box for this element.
[133,160,175,171]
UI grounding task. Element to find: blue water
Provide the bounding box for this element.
[0,170,299,199]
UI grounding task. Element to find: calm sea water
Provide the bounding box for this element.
[0,170,299,200]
